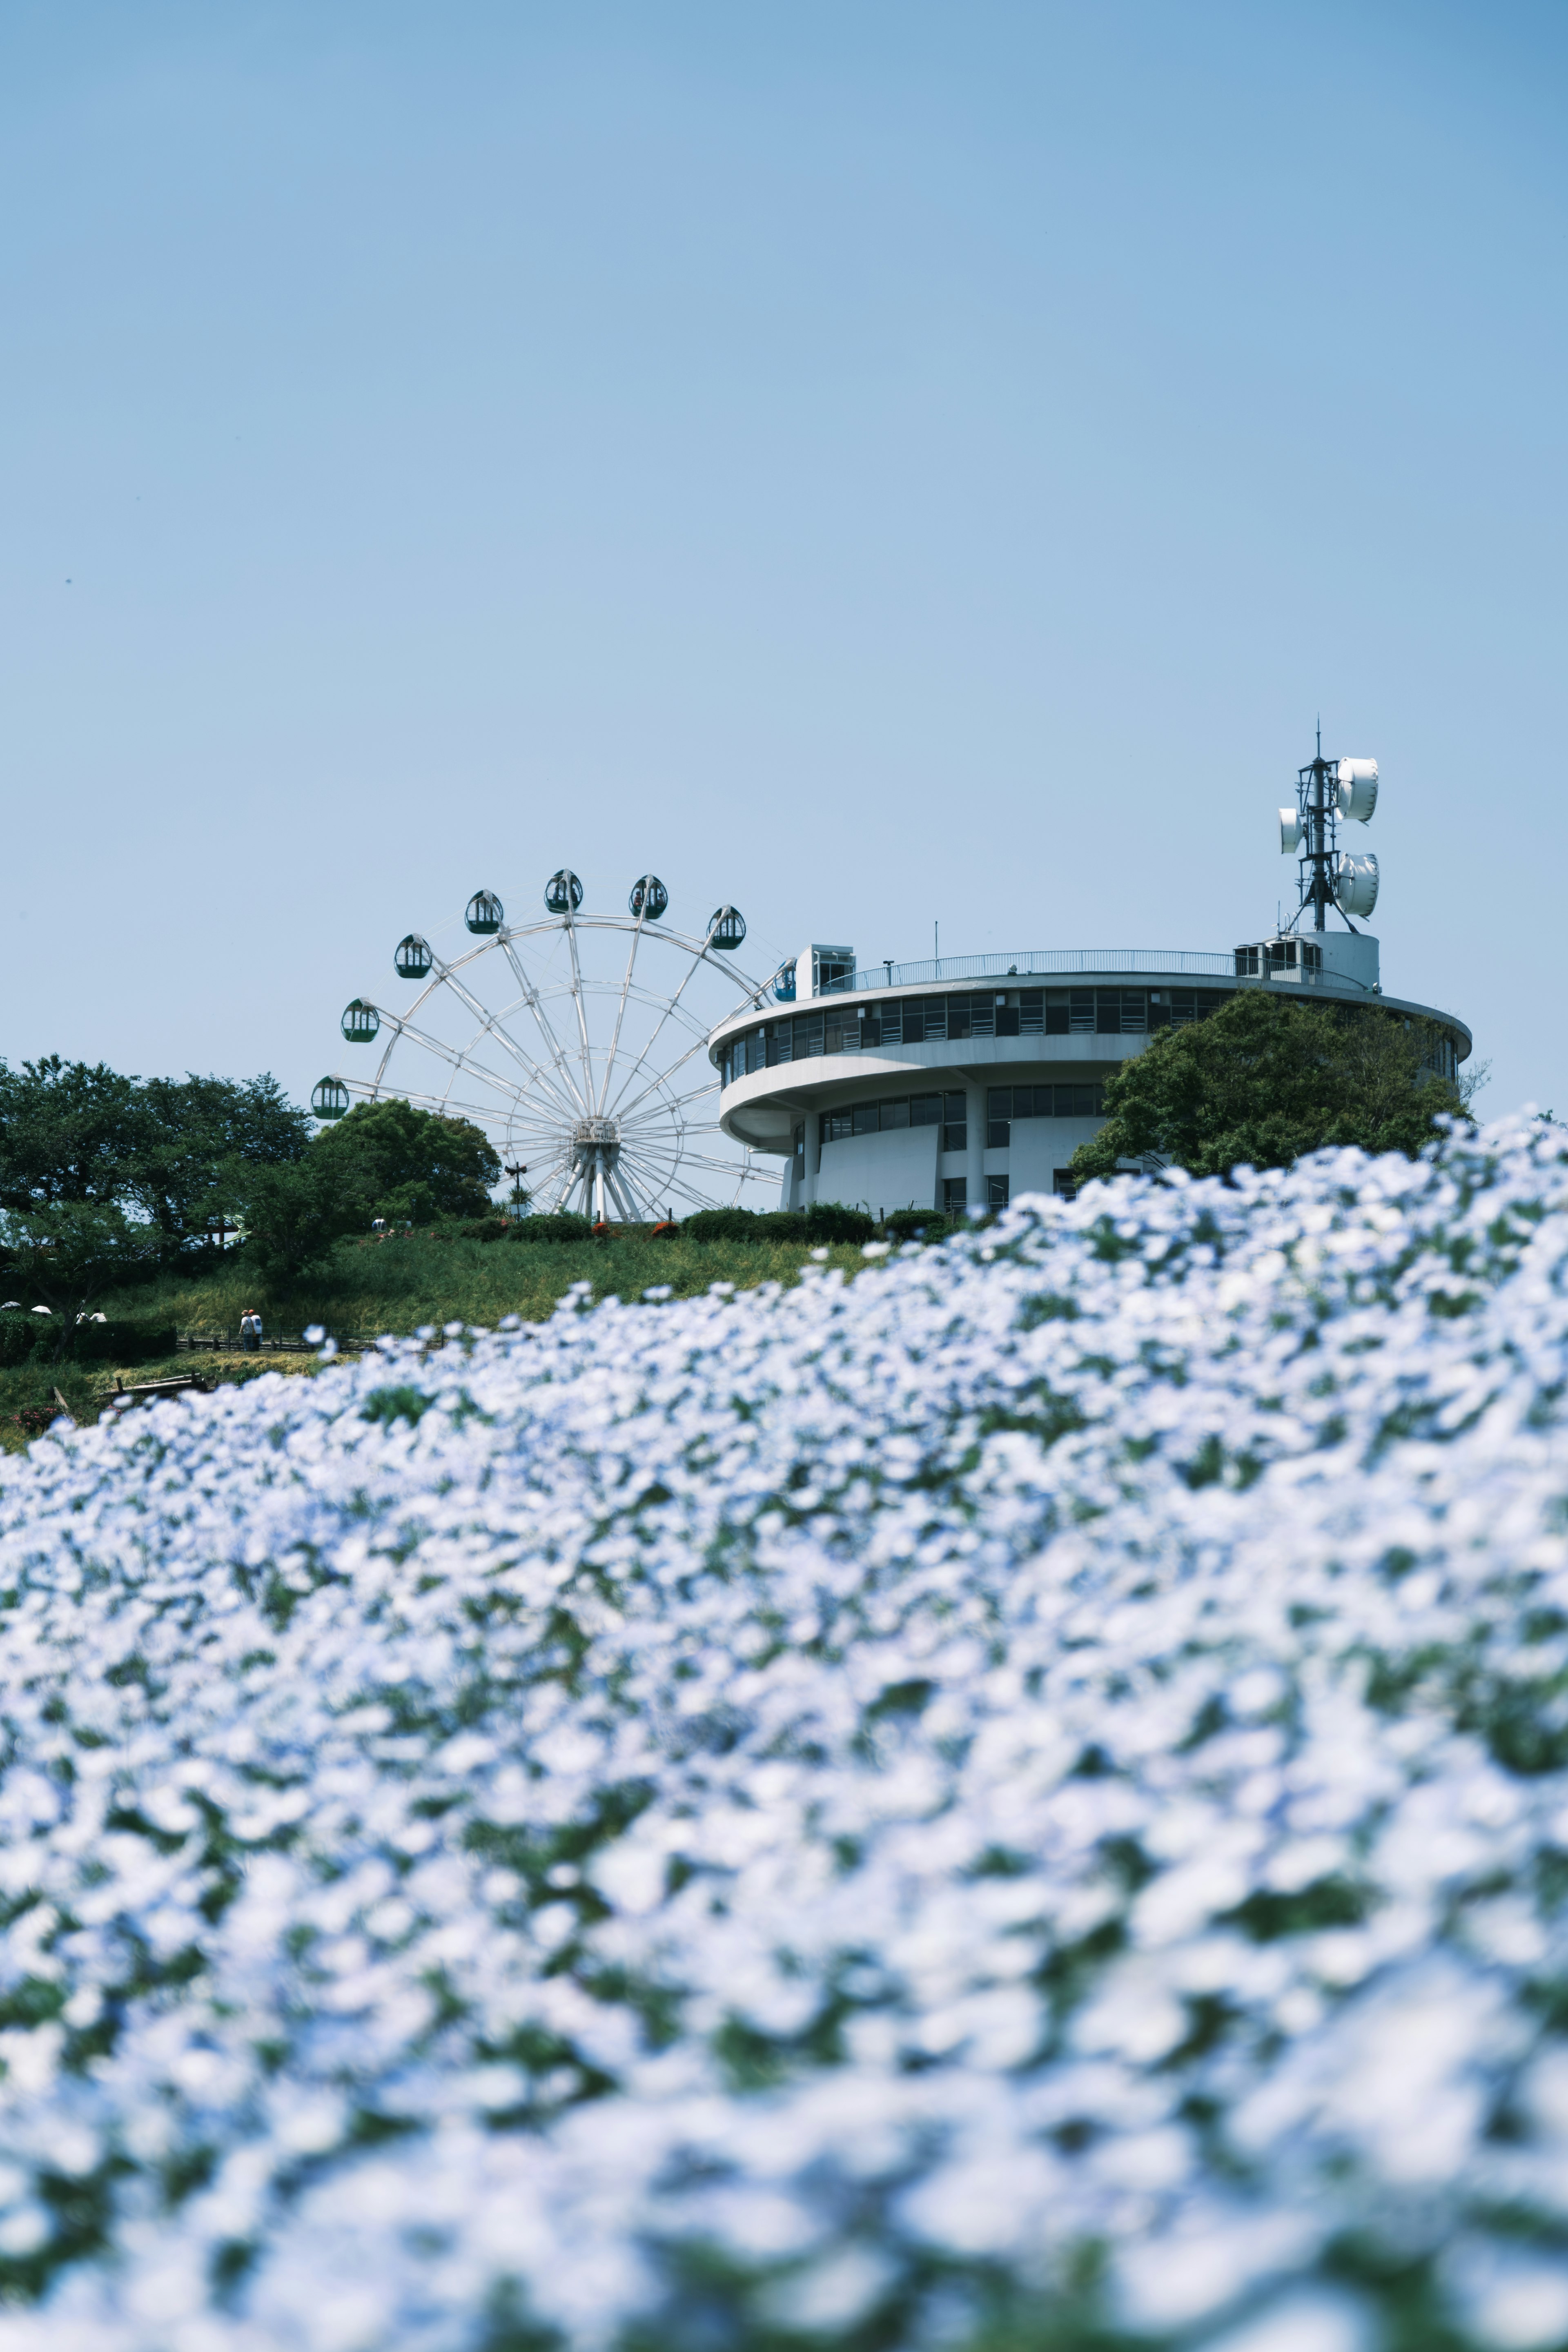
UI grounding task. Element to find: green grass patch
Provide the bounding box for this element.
[0,1225,936,1446]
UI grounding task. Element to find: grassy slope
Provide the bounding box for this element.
[0,1229,876,1448]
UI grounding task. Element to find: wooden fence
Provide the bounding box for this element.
[175,1330,374,1356]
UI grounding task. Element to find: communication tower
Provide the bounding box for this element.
[1277,726,1380,929]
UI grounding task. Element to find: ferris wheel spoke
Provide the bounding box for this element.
[434,964,585,1123]
[660,1149,767,1179]
[424,951,582,1118]
[496,937,591,1116]
[342,1068,543,1129]
[595,913,645,1116]
[604,1026,718,1126]
[619,1077,719,1132]
[366,1011,547,1109]
[561,915,597,1109]
[598,917,735,1122]
[644,1164,732,1216]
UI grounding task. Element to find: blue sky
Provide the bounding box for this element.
[2,2,1563,1113]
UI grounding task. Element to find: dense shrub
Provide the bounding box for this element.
[0,1312,44,1366]
[804,1198,876,1243]
[508,1212,594,1243]
[69,1320,178,1363]
[680,1206,759,1241]
[883,1205,951,1241]
[682,1203,876,1244]
[0,1314,174,1366]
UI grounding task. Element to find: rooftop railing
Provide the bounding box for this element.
[821,948,1236,994]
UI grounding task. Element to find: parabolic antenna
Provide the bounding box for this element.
[1334,852,1379,919]
[1335,758,1379,823]
[1279,807,1303,854]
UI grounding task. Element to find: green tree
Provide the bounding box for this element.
[138,1074,313,1257]
[1069,993,1474,1186]
[312,1100,501,1225]
[0,1060,316,1268]
[233,1159,362,1285]
[0,1058,148,1208]
[0,1202,163,1355]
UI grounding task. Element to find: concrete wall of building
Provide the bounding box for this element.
[816,1125,940,1216]
[1008,1116,1106,1199]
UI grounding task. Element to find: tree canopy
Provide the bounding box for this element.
[0,1061,504,1298]
[312,1100,501,1226]
[1069,992,1474,1186]
[0,1060,312,1260]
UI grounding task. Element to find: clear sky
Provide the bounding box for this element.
[3,2,1563,1116]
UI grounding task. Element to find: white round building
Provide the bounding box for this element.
[709,750,1472,1216]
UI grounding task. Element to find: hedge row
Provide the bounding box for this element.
[449,1205,962,1247]
[0,1316,178,1368]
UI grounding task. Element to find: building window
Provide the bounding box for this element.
[1053,1170,1078,1199]
[943,1178,968,1213]
[1149,989,1226,1029]
[722,987,1232,1084]
[793,1123,805,1178]
[987,1084,1107,1145]
[987,1174,1009,1208]
[820,1082,1109,1149]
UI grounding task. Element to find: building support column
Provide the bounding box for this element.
[802,1109,820,1206]
[965,1082,986,1216]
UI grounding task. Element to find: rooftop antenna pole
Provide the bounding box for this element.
[1296,724,1335,932]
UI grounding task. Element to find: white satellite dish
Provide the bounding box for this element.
[1279,806,1302,854]
[1335,758,1378,823]
[1335,852,1379,918]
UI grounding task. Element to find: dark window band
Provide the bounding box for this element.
[720,986,1226,1084]
[986,1083,1107,1147]
[821,1091,968,1148]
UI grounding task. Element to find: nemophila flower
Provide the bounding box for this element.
[7,1117,1568,2346]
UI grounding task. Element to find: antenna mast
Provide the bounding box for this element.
[1298,741,1336,931]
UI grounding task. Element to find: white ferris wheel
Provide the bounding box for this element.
[312,870,783,1222]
